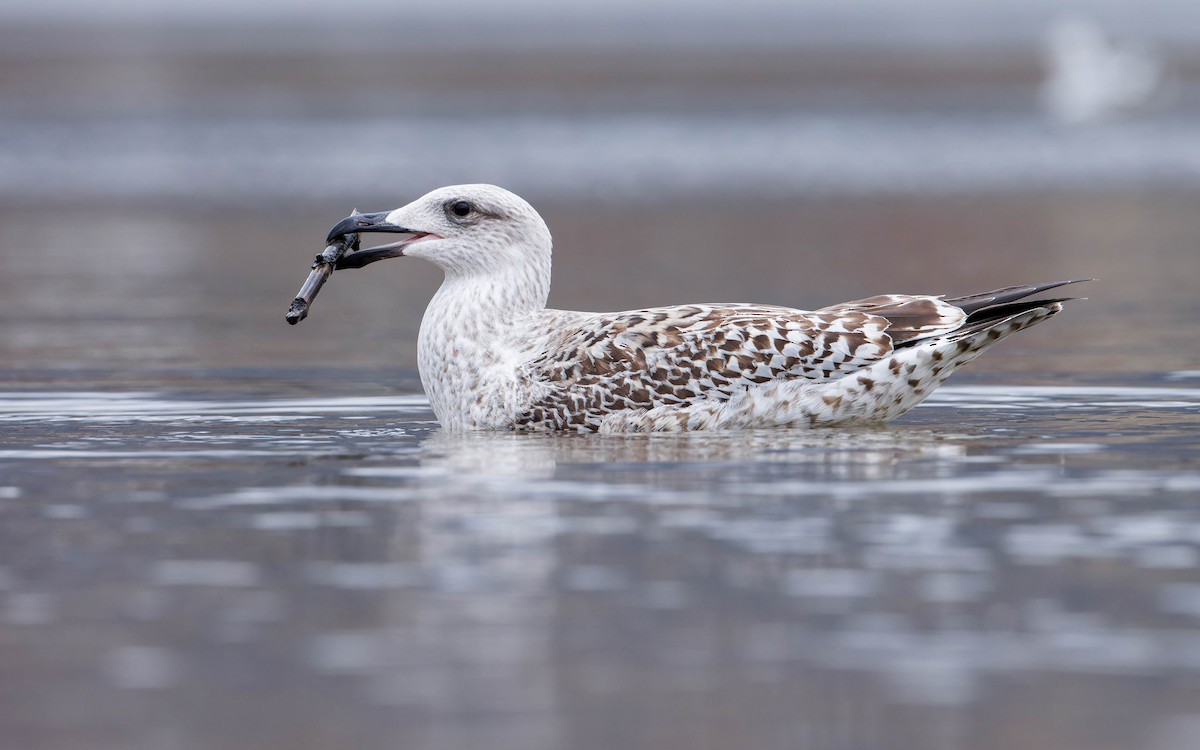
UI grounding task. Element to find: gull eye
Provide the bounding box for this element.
[451,201,472,218]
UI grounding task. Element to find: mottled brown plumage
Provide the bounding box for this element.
[316,185,1086,432]
[511,281,1079,431]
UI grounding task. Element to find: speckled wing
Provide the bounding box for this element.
[516,300,959,430]
[814,294,967,346]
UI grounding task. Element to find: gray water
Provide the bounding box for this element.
[13,112,1200,206]
[3,194,1199,750]
[3,190,1200,750]
[5,14,1200,209]
[4,15,1200,750]
[2,375,1200,750]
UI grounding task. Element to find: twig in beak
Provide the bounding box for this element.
[285,210,361,325]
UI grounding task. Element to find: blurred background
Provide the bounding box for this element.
[3,3,1200,750]
[2,0,1199,377]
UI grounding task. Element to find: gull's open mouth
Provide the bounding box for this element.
[335,233,440,269]
[285,215,440,324]
[322,210,442,270]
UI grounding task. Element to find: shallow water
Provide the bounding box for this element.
[1,187,1199,749]
[12,110,1200,206]
[1,373,1199,750]
[4,16,1200,748]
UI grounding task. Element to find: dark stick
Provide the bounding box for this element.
[285,228,360,325]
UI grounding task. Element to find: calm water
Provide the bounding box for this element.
[2,193,1199,750]
[2,190,1199,750]
[4,19,1200,750]
[1,374,1199,750]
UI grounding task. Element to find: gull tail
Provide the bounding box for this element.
[798,302,1074,426]
[716,302,1072,430]
[941,278,1090,337]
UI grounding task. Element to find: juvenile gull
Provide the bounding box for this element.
[321,184,1085,433]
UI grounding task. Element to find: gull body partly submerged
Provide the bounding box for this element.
[320,184,1084,432]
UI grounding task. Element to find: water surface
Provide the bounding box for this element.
[4,18,1200,749]
[1,375,1199,750]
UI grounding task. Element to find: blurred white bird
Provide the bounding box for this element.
[1041,15,1165,125]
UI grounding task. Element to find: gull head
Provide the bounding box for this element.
[327,184,552,276]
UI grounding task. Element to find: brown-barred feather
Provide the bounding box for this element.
[512,300,933,430]
[335,184,1086,432]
